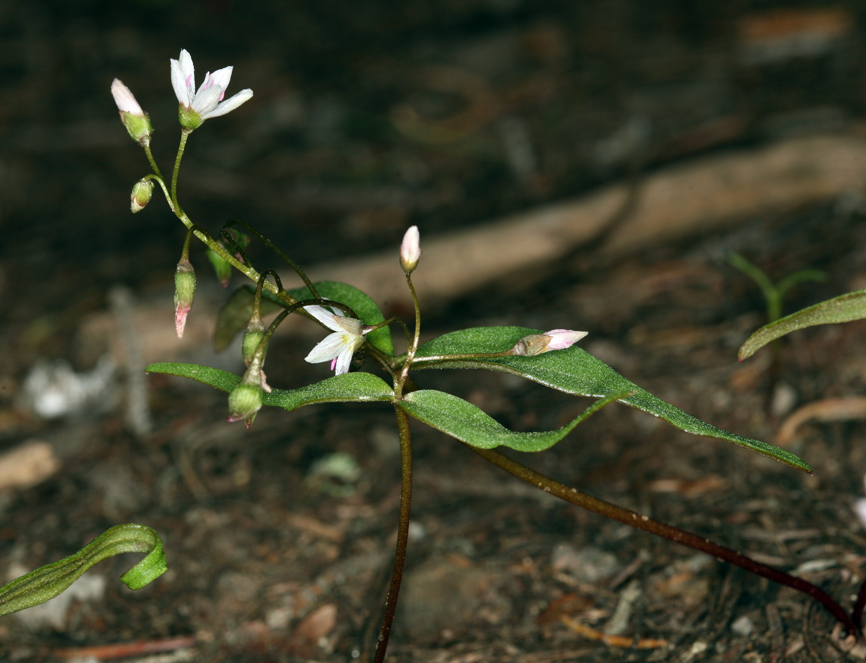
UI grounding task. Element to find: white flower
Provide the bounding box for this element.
[304,306,369,375]
[170,49,253,128]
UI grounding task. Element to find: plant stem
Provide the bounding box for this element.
[225,220,321,299]
[394,275,421,399]
[142,144,165,182]
[373,406,414,663]
[171,129,191,207]
[469,445,858,635]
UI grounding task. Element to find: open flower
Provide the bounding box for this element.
[170,49,253,129]
[304,306,369,375]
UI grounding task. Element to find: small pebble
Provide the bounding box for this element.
[731,614,754,637]
[551,544,619,584]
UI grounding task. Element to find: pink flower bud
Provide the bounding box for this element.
[174,258,196,339]
[400,226,421,273]
[542,329,588,351]
[509,329,587,356]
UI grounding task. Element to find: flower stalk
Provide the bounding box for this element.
[469,445,860,635]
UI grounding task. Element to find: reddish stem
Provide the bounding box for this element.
[469,445,858,635]
[372,406,414,663]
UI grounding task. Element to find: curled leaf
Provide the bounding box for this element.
[0,524,166,617]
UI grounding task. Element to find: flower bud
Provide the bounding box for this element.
[130,179,154,213]
[400,225,421,273]
[510,329,588,356]
[111,79,153,146]
[242,318,266,367]
[206,248,233,288]
[174,258,196,339]
[226,378,263,429]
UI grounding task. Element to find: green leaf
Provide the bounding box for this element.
[738,289,866,361]
[146,363,394,411]
[287,281,394,356]
[148,361,240,392]
[399,390,627,452]
[213,281,394,357]
[0,524,166,617]
[213,286,285,353]
[413,327,810,471]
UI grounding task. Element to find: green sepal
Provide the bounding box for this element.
[399,389,627,452]
[413,327,810,471]
[146,362,395,411]
[738,289,866,361]
[119,111,153,146]
[178,105,202,130]
[0,524,166,617]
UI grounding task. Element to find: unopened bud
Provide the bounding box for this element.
[510,329,588,357]
[130,179,154,213]
[111,79,153,146]
[400,225,421,273]
[206,248,232,288]
[227,366,264,428]
[174,258,196,339]
[242,318,266,367]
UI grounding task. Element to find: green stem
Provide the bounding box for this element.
[373,406,414,663]
[171,129,192,208]
[142,144,165,182]
[142,174,175,214]
[226,220,321,300]
[180,227,193,262]
[394,275,422,399]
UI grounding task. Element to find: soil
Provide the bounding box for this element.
[3,1,866,661]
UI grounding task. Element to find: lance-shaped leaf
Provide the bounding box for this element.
[399,390,627,452]
[147,363,394,411]
[0,524,165,617]
[412,327,809,471]
[738,289,866,361]
[213,281,393,356]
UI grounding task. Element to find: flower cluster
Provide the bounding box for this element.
[111,49,253,137]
